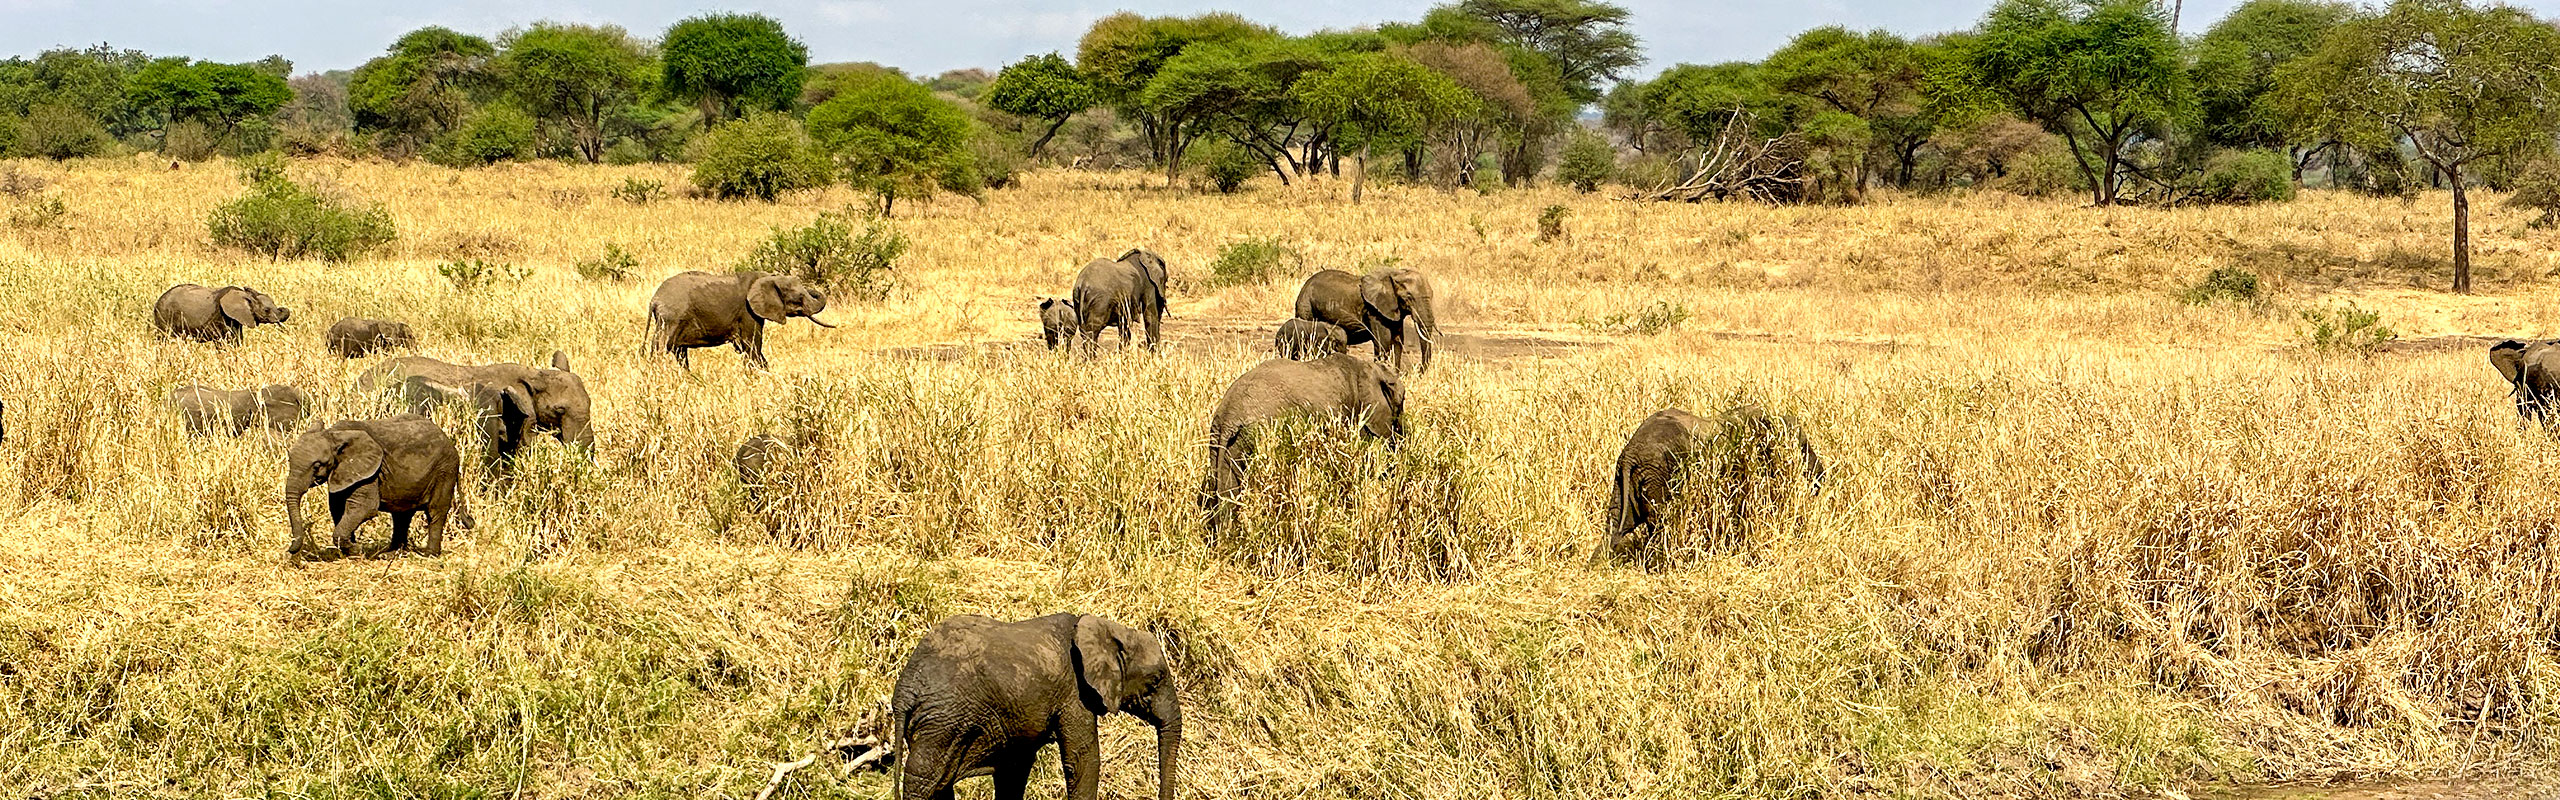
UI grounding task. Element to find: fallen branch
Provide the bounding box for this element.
[756,736,889,800]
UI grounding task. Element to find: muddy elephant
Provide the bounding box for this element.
[647,271,834,370]
[2491,339,2560,424]
[283,415,469,560]
[359,352,594,455]
[1292,267,1438,373]
[891,613,1180,800]
[325,317,419,359]
[1038,297,1078,350]
[1070,248,1169,354]
[1199,354,1406,530]
[153,284,292,344]
[1598,406,1826,566]
[1272,318,1348,361]
[170,384,309,436]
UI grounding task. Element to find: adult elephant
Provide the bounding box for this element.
[1199,354,1405,530]
[647,271,833,370]
[1292,266,1438,373]
[359,352,594,454]
[325,317,419,359]
[170,384,309,436]
[1597,406,1825,566]
[153,284,292,344]
[1069,248,1169,354]
[283,415,468,560]
[891,613,1180,800]
[2491,339,2560,424]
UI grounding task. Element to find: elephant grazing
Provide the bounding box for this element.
[1199,354,1405,530]
[647,271,833,370]
[325,317,419,359]
[1069,248,1170,354]
[153,284,292,344]
[283,415,469,560]
[1599,406,1825,567]
[1038,297,1078,350]
[359,352,595,456]
[2491,339,2560,424]
[399,376,534,473]
[1293,266,1439,373]
[1272,318,1348,361]
[891,613,1180,800]
[170,384,309,436]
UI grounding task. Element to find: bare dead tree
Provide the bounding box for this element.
[1638,109,1808,204]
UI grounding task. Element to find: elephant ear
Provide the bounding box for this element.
[218,288,255,327]
[324,429,384,494]
[1360,271,1402,318]
[2493,340,2531,386]
[550,350,573,372]
[747,276,789,323]
[1076,615,1135,713]
[477,384,534,448]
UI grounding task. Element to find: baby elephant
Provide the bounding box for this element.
[893,613,1181,800]
[1037,297,1078,350]
[154,284,292,344]
[283,415,469,560]
[1272,318,1348,361]
[325,317,419,359]
[170,384,309,436]
[1599,406,1825,566]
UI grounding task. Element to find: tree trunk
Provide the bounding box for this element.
[1029,116,1070,159]
[1352,143,1369,204]
[2452,163,2472,293]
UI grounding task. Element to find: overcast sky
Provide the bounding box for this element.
[5,0,2559,82]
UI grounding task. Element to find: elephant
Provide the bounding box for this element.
[647,271,834,370]
[1069,248,1170,354]
[153,284,292,344]
[1199,354,1405,530]
[283,415,469,560]
[359,351,595,455]
[2490,339,2560,424]
[1597,406,1826,566]
[1038,298,1079,350]
[325,317,419,359]
[1292,266,1439,374]
[170,384,309,436]
[891,613,1180,800]
[399,376,533,472]
[1272,318,1349,361]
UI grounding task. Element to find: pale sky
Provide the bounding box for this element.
[4,0,2558,81]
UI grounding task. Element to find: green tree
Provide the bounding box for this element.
[2190,0,2356,165]
[1763,27,1933,191]
[1958,0,2192,206]
[2275,0,2560,293]
[349,27,497,157]
[1409,40,1540,185]
[661,13,808,124]
[497,23,656,162]
[1295,51,1467,202]
[1138,35,1333,184]
[1639,62,1788,143]
[690,111,832,201]
[1446,0,1639,103]
[984,53,1095,158]
[806,73,977,216]
[125,59,291,149]
[1077,12,1275,169]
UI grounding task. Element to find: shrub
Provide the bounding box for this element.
[8,195,67,230]
[1207,238,1302,287]
[742,213,903,301]
[206,155,398,262]
[23,105,110,160]
[2507,161,2560,229]
[1194,142,1261,194]
[429,105,536,167]
[0,114,22,158]
[1556,131,1617,193]
[437,258,531,291]
[2299,304,2396,357]
[575,242,640,282]
[610,177,666,204]
[164,120,222,162]
[1537,204,1569,242]
[0,165,48,198]
[969,132,1022,190]
[690,112,833,201]
[2195,149,2295,205]
[1577,301,1690,335]
[2180,267,2263,305]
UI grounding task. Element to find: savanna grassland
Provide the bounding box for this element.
[9,155,2560,799]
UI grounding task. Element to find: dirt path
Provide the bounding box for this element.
[2198,777,2554,800]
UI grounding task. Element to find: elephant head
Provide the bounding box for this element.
[1355,357,1407,441]
[253,385,310,432]
[284,423,384,559]
[405,376,533,464]
[1076,615,1181,800]
[531,351,596,451]
[220,286,292,328]
[1039,298,1077,349]
[1360,268,1437,372]
[749,274,836,329]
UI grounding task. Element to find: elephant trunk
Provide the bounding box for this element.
[564,416,596,452]
[1411,302,1438,374]
[1152,699,1182,800]
[283,473,316,556]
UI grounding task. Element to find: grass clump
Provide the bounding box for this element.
[611,177,666,205]
[2180,267,2263,305]
[574,243,640,282]
[206,154,396,262]
[436,258,531,291]
[1207,237,1302,287]
[1537,204,1569,242]
[1578,300,1690,335]
[2299,303,2396,356]
[7,195,66,229]
[742,213,904,301]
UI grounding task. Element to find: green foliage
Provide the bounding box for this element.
[2298,303,2396,356]
[742,213,904,301]
[1443,0,1641,104]
[427,104,534,167]
[349,27,496,156]
[1536,204,1569,241]
[0,114,22,157]
[496,23,655,162]
[1295,50,1467,153]
[206,155,397,262]
[661,13,809,122]
[1555,130,1615,192]
[1957,0,2192,205]
[1638,62,1786,144]
[2180,267,2264,305]
[124,58,291,149]
[984,53,1095,157]
[1207,237,1302,286]
[688,112,832,202]
[7,195,66,229]
[610,177,665,204]
[574,242,639,282]
[22,104,111,159]
[1763,26,1934,191]
[2196,149,2297,205]
[2190,0,2356,149]
[2506,161,2560,228]
[1577,301,1691,335]
[437,258,531,290]
[805,73,978,216]
[1194,140,1262,193]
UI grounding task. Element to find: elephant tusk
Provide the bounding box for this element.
[805,316,839,329]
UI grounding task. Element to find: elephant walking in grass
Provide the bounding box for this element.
[153,284,292,344]
[359,352,595,455]
[1070,249,1169,354]
[891,613,1180,800]
[170,384,309,436]
[2491,339,2560,424]
[325,317,419,359]
[1292,266,1439,373]
[1199,354,1406,531]
[1599,406,1825,567]
[648,271,833,370]
[284,415,469,561]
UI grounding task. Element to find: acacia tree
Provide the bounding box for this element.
[2276,0,2560,293]
[661,13,808,124]
[1763,27,1932,192]
[1408,41,1538,186]
[125,58,291,149]
[1079,12,1274,170]
[2191,0,2355,158]
[1296,51,1466,202]
[349,27,496,157]
[807,73,977,216]
[1960,0,2191,206]
[497,23,655,162]
[984,53,1094,158]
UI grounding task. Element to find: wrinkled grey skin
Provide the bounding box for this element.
[1294,267,1440,374]
[171,384,309,436]
[891,613,1181,800]
[1069,249,1170,354]
[283,415,468,561]
[1597,406,1826,564]
[399,376,534,473]
[153,284,292,344]
[648,271,834,370]
[2491,339,2560,424]
[360,351,595,455]
[735,433,784,509]
[1199,354,1405,531]
[1039,298,1079,350]
[1272,318,1349,361]
[325,317,419,359]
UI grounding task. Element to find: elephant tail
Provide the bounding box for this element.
[455,494,477,531]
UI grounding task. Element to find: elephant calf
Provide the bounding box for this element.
[1037,298,1077,350]
[648,271,834,370]
[154,284,291,344]
[284,415,469,560]
[1599,406,1825,566]
[171,384,309,436]
[1200,354,1406,530]
[1272,318,1349,361]
[325,317,419,359]
[2491,339,2560,424]
[360,352,595,459]
[892,613,1180,800]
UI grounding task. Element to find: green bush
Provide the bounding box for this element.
[2196,150,2296,205]
[437,258,531,291]
[23,105,110,160]
[8,195,66,229]
[689,112,833,202]
[2507,161,2560,229]
[1556,131,1617,193]
[2299,304,2396,357]
[206,155,398,262]
[1207,237,1302,287]
[610,178,666,204]
[742,213,903,301]
[1195,142,1262,194]
[575,243,640,282]
[429,105,535,167]
[0,114,23,158]
[1537,204,1570,242]
[2180,267,2263,305]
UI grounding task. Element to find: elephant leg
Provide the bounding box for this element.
[739,327,770,370]
[329,487,380,557]
[1058,712,1102,800]
[672,346,692,370]
[1143,302,1163,352]
[378,510,413,557]
[422,489,451,556]
[990,745,1039,800]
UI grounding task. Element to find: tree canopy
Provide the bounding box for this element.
[661,13,808,123]
[496,23,655,162]
[1958,0,2192,205]
[807,72,978,215]
[984,53,1095,158]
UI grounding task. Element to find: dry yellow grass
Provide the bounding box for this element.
[4,154,2560,798]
